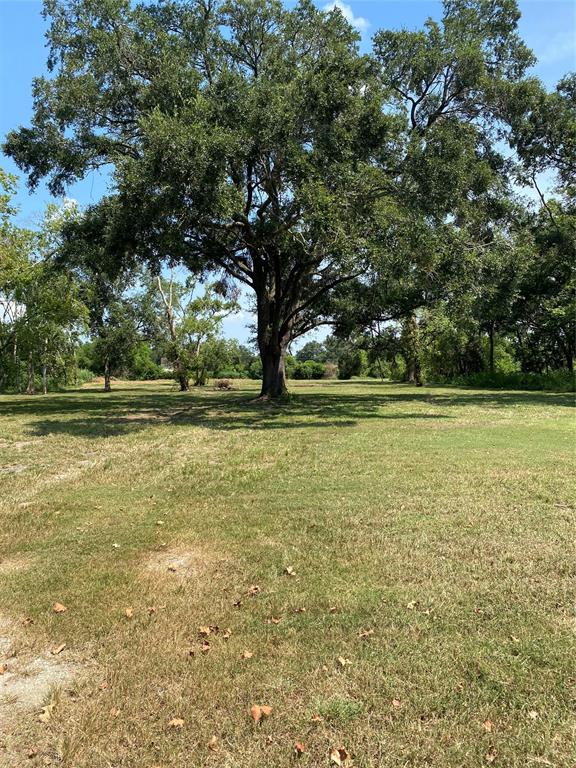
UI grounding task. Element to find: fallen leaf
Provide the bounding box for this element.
[527,710,539,720]
[168,718,185,729]
[233,598,243,608]
[167,565,178,572]
[358,629,374,639]
[110,707,121,717]
[294,607,306,613]
[98,681,109,690]
[242,650,253,659]
[124,607,134,618]
[483,719,493,733]
[51,643,66,656]
[248,585,261,596]
[147,606,157,615]
[222,628,232,640]
[268,616,283,624]
[510,635,520,643]
[0,663,7,675]
[155,520,165,526]
[39,702,55,723]
[198,626,212,637]
[200,641,211,653]
[250,704,273,723]
[284,566,296,577]
[294,742,306,756]
[392,698,402,709]
[406,600,418,610]
[310,714,324,723]
[52,602,67,614]
[330,746,350,765]
[485,746,497,763]
[329,606,338,613]
[337,656,352,668]
[112,543,120,549]
[27,748,38,759]
[22,617,34,626]
[207,735,218,751]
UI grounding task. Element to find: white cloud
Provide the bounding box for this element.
[323,1,370,33]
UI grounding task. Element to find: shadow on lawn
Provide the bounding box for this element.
[1,382,573,439]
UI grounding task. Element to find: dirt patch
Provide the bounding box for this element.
[0,616,77,727]
[143,545,226,581]
[0,556,33,576]
[118,410,169,422]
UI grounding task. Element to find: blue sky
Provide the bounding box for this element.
[1,0,574,344]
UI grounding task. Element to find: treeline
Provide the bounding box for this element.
[1,0,574,396]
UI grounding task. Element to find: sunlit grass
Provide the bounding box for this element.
[0,379,574,766]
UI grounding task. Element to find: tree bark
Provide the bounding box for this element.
[488,322,495,374]
[104,357,112,392]
[26,353,35,395]
[255,287,291,399]
[259,341,288,398]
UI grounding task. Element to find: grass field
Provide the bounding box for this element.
[0,379,574,767]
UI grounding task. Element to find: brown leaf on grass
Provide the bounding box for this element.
[406,600,418,610]
[337,656,352,668]
[284,566,296,577]
[167,565,178,572]
[242,650,253,659]
[248,585,261,596]
[250,705,273,723]
[294,607,306,613]
[268,616,283,624]
[98,682,109,690]
[22,617,34,626]
[509,635,520,643]
[110,707,121,717]
[52,602,67,614]
[198,626,212,637]
[329,746,350,765]
[207,735,218,752]
[485,745,497,763]
[27,747,38,758]
[483,719,493,733]
[527,710,539,720]
[233,598,243,608]
[310,714,324,723]
[168,718,185,729]
[200,641,211,653]
[358,629,374,639]
[294,742,306,756]
[38,702,55,723]
[222,628,232,640]
[329,606,338,613]
[0,663,8,675]
[147,606,157,615]
[124,607,134,618]
[51,643,66,656]
[392,698,402,709]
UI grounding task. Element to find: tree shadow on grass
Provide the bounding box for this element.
[0,383,572,440]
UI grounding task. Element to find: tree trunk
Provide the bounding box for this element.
[177,368,190,391]
[42,364,48,395]
[104,357,112,392]
[488,322,495,374]
[259,341,288,399]
[26,354,35,394]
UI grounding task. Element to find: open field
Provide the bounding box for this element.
[0,379,574,767]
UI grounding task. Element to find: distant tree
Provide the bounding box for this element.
[295,341,326,363]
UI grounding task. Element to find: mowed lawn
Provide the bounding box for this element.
[0,380,574,767]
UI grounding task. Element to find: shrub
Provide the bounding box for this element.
[293,360,326,379]
[453,370,575,392]
[76,368,96,386]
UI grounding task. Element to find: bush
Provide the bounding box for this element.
[293,360,326,379]
[214,369,246,379]
[338,349,369,379]
[323,362,338,379]
[76,368,96,386]
[453,370,575,392]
